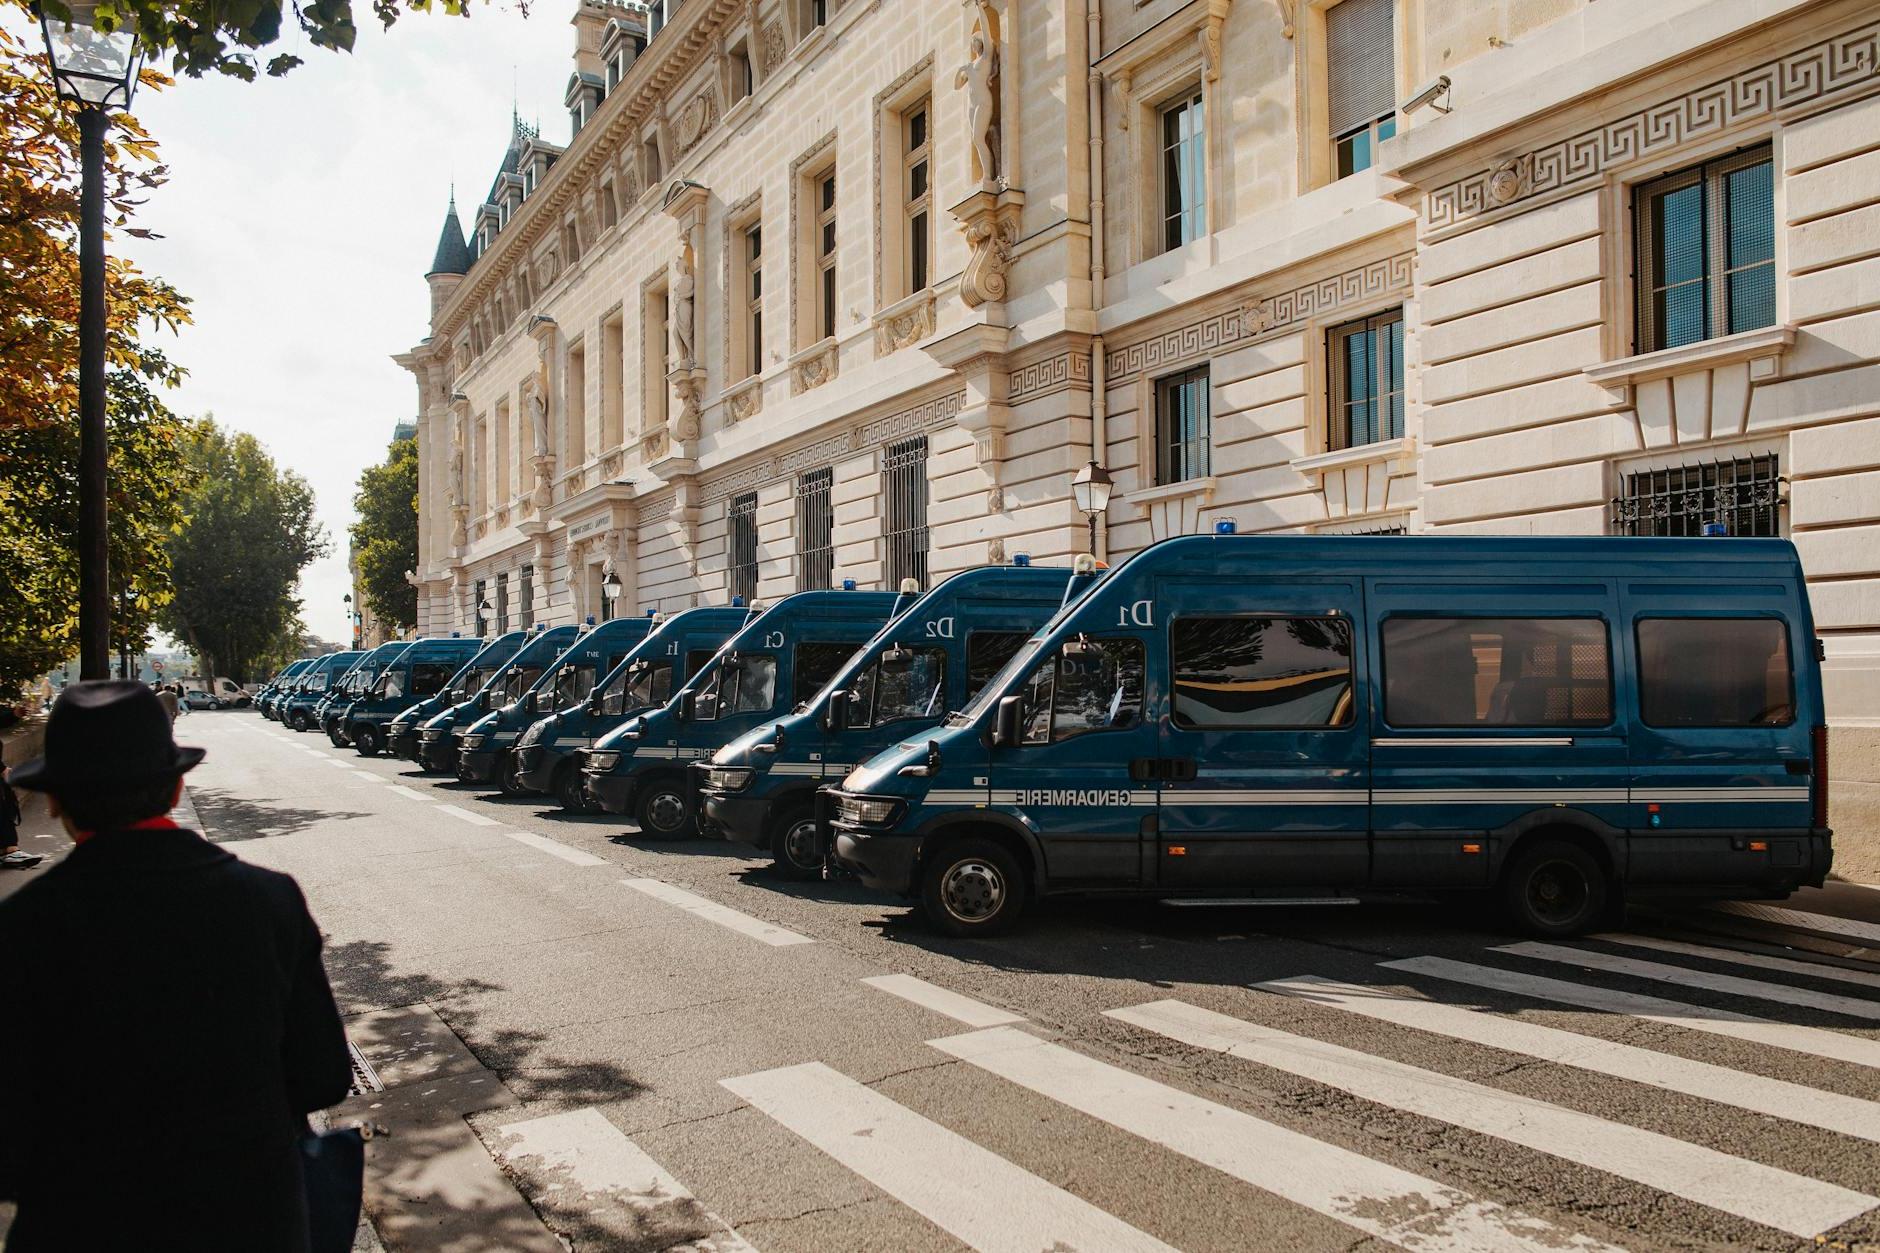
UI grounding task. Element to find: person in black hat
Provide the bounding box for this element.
[0,681,352,1252]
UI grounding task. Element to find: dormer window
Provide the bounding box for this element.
[523,166,536,195]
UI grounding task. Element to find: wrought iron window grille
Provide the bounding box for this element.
[1611,454,1785,538]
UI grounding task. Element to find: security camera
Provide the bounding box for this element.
[1403,75,1451,116]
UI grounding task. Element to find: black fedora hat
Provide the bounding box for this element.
[8,680,205,793]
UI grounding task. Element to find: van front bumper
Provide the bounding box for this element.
[587,770,635,815]
[515,744,568,795]
[458,747,501,783]
[391,728,421,760]
[831,828,920,895]
[417,738,458,773]
[701,788,772,850]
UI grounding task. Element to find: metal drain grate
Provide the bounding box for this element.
[346,1040,384,1097]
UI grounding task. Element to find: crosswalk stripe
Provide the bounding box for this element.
[1497,941,1880,1022]
[1259,975,1880,1144]
[1107,999,1875,1238]
[1593,933,1880,991]
[621,879,812,947]
[352,771,385,784]
[1708,901,1880,945]
[386,785,429,801]
[935,1026,1622,1253]
[505,831,607,867]
[861,974,1024,1027]
[493,1108,757,1252]
[322,758,353,769]
[435,803,502,828]
[1383,955,1880,1071]
[720,1061,1180,1253]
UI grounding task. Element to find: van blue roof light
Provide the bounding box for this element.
[585,615,596,626]
[450,631,460,638]
[1702,522,1729,537]
[841,578,857,591]
[646,608,658,618]
[732,595,745,607]
[1013,553,1031,567]
[1215,519,1238,535]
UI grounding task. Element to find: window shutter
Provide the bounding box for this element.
[1327,0,1395,138]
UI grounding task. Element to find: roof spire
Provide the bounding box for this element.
[427,191,471,277]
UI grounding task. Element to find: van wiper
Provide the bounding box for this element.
[944,711,972,728]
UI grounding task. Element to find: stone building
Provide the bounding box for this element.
[400,0,1880,725]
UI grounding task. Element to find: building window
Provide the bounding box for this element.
[600,182,618,230]
[796,467,834,591]
[1160,88,1206,250]
[903,98,933,292]
[1327,0,1395,178]
[728,492,758,603]
[1634,145,1776,354]
[805,0,827,30]
[743,222,764,378]
[565,338,587,466]
[644,283,670,434]
[1155,367,1211,484]
[816,171,838,341]
[884,436,929,590]
[1328,309,1405,450]
[495,574,510,634]
[643,135,662,185]
[729,40,753,102]
[474,578,488,634]
[601,312,625,450]
[1611,454,1783,538]
[519,564,535,629]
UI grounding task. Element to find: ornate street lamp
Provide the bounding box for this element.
[601,569,623,620]
[38,1,142,680]
[1070,459,1114,557]
[476,596,494,638]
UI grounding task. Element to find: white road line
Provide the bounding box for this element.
[861,975,1025,1027]
[386,785,430,801]
[353,771,386,784]
[505,831,607,867]
[721,1062,1179,1253]
[1383,956,1880,1072]
[435,803,502,827]
[621,879,812,947]
[934,1026,1620,1253]
[1708,901,1880,945]
[1109,999,1875,1238]
[1260,975,1880,1144]
[1498,941,1880,1022]
[1594,933,1880,991]
[493,1108,757,1253]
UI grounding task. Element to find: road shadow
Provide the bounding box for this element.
[190,786,371,843]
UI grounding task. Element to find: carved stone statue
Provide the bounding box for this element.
[670,246,696,366]
[530,358,551,458]
[448,422,465,505]
[670,375,702,444]
[955,24,1000,186]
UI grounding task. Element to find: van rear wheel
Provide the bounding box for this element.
[920,837,1027,937]
[771,810,823,880]
[1501,838,1608,938]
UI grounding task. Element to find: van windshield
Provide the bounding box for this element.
[552,664,598,710]
[501,666,546,702]
[850,647,946,729]
[695,653,777,720]
[457,665,500,699]
[954,635,1047,724]
[601,659,673,715]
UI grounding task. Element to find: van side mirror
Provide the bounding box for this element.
[524,691,541,715]
[823,691,850,733]
[1062,634,1094,659]
[678,690,697,721]
[880,645,914,672]
[587,689,603,715]
[993,695,1023,748]
[478,690,494,711]
[721,652,746,674]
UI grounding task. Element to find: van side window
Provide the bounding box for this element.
[684,650,717,680]
[1172,616,1353,728]
[1019,639,1146,744]
[966,630,1031,699]
[1383,618,1612,727]
[1638,618,1793,726]
[410,663,457,697]
[795,641,860,703]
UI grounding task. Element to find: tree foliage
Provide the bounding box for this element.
[350,435,418,633]
[0,18,188,431]
[159,420,329,682]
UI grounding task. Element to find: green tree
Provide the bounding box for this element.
[350,435,419,633]
[160,421,329,682]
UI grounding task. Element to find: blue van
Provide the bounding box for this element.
[515,607,749,812]
[584,587,909,838]
[390,632,529,762]
[421,625,579,777]
[456,617,658,793]
[259,659,315,720]
[700,562,1093,877]
[826,533,1831,939]
[280,651,364,732]
[318,641,413,745]
[342,635,486,756]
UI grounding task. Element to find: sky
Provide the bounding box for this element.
[111,3,577,643]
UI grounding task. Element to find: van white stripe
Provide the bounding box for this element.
[1593,933,1880,992]
[934,1025,1621,1253]
[1105,999,1875,1238]
[493,1108,757,1252]
[1259,975,1880,1144]
[505,831,607,867]
[1382,956,1880,1071]
[1373,789,1630,804]
[720,1061,1179,1253]
[1706,902,1880,945]
[1633,789,1810,803]
[435,803,502,828]
[861,974,1024,1027]
[1163,790,1368,805]
[621,879,812,947]
[1497,942,1880,1022]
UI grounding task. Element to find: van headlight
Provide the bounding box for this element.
[836,795,901,827]
[462,734,488,750]
[704,766,754,792]
[586,750,621,772]
[418,728,444,742]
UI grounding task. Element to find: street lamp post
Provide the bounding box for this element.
[476,597,494,639]
[343,594,359,649]
[601,570,623,621]
[39,2,141,680]
[1070,459,1114,558]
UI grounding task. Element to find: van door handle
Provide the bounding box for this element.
[1130,757,1161,782]
[1164,758,1197,782]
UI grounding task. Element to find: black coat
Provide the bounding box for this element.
[0,827,352,1252]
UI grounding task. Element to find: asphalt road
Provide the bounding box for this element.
[84,713,1880,1251]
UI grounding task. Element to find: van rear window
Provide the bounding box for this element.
[1172,617,1353,728]
[1383,618,1612,728]
[1637,618,1793,726]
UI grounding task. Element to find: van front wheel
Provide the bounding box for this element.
[635,780,694,839]
[921,838,1027,937]
[1500,838,1608,938]
[353,725,381,757]
[771,810,823,880]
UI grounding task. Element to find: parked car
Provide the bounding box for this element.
[181,688,220,711]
